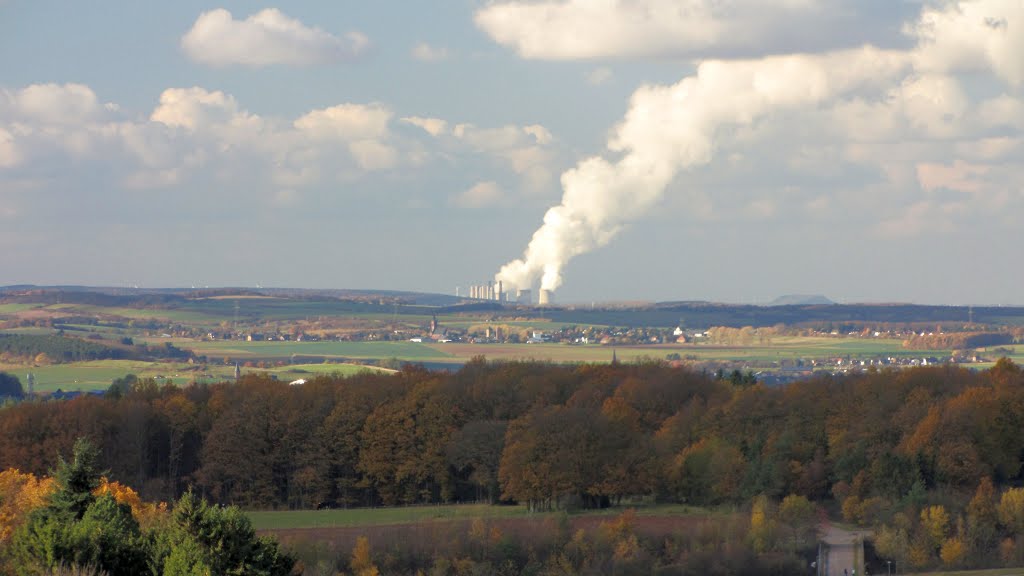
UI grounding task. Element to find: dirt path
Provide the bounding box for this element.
[820,522,870,576]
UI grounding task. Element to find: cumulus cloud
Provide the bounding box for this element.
[0,82,562,215]
[400,116,448,137]
[0,83,101,124]
[150,87,256,130]
[450,123,557,193]
[909,0,1024,85]
[451,181,503,208]
[411,42,449,62]
[294,103,391,140]
[181,8,368,67]
[474,0,893,60]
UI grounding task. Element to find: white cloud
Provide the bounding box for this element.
[411,42,449,62]
[475,0,854,60]
[909,0,1024,85]
[493,0,1024,292]
[348,140,397,171]
[449,123,557,193]
[150,87,255,131]
[1,83,100,124]
[294,103,391,140]
[523,125,553,145]
[451,181,503,208]
[0,82,559,214]
[181,8,368,67]
[400,116,448,137]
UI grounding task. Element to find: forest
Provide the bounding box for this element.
[0,334,129,363]
[1,359,1024,572]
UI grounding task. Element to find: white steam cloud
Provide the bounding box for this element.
[495,0,1024,293]
[496,48,909,292]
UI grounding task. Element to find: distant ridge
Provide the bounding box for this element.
[768,294,834,306]
[0,285,464,307]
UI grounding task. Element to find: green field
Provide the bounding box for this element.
[419,337,943,365]
[247,502,703,531]
[0,360,391,394]
[0,303,44,314]
[184,340,454,362]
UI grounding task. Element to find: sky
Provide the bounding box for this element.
[0,1,1022,305]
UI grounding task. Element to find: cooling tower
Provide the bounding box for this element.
[516,289,532,304]
[538,289,552,306]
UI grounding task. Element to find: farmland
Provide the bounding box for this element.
[0,359,391,394]
[0,286,1020,396]
[183,340,453,362]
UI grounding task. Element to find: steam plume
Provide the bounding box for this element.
[496,47,907,292]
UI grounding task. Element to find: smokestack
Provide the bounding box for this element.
[496,280,503,302]
[538,289,552,306]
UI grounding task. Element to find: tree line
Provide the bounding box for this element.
[1,358,1024,571]
[0,438,293,576]
[0,334,129,363]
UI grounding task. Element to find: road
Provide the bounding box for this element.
[819,522,870,576]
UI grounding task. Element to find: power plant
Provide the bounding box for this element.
[460,282,550,306]
[467,280,505,301]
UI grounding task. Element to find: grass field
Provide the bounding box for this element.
[0,360,391,394]
[0,303,44,314]
[247,502,705,531]
[184,340,454,362]
[421,337,944,365]
[0,360,204,393]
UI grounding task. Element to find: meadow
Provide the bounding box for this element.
[0,359,390,394]
[422,336,944,365]
[184,340,454,362]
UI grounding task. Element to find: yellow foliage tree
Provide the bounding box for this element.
[939,536,967,567]
[841,495,862,525]
[95,477,167,530]
[920,505,950,550]
[351,535,379,576]
[0,469,55,543]
[999,487,1024,535]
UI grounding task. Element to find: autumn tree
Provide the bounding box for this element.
[778,494,817,551]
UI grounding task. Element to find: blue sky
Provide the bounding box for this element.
[0,1,1022,305]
